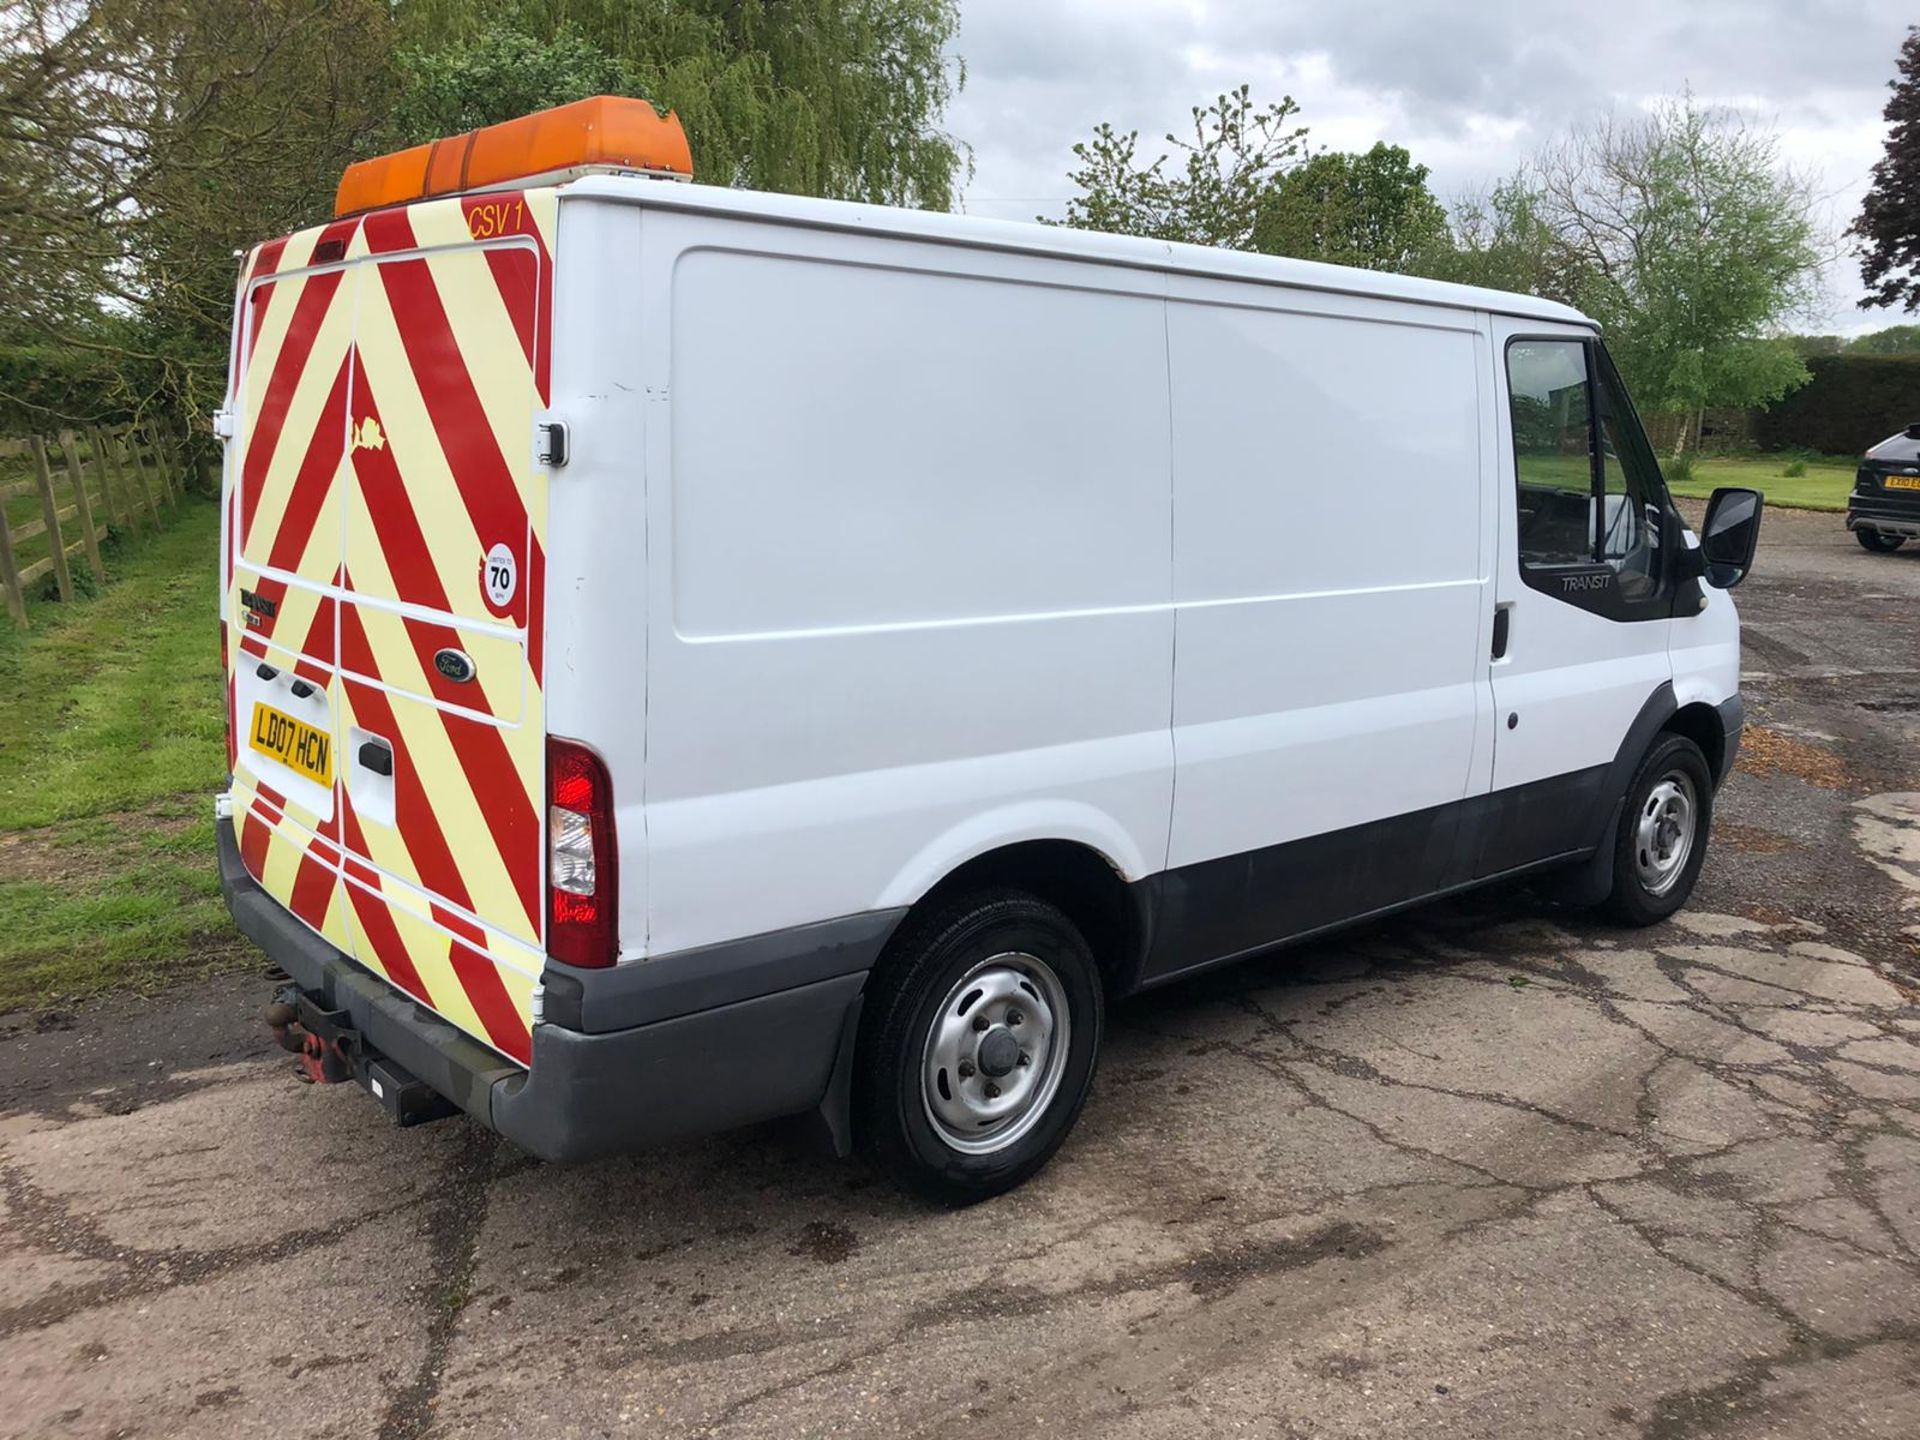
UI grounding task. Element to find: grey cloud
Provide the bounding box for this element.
[1207,0,1902,129]
[947,0,1910,327]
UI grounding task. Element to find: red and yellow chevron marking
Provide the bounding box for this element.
[234,786,352,956]
[224,190,555,1067]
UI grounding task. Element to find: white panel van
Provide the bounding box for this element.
[218,101,1763,1202]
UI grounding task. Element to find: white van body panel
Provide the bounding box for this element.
[1671,582,1743,708]
[629,210,1176,957]
[1165,279,1493,867]
[530,179,1739,968]
[541,197,650,944]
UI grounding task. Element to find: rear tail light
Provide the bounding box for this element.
[546,737,617,968]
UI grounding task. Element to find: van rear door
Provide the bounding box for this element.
[226,216,364,978]
[226,191,556,1066]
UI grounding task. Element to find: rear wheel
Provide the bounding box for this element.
[1856,527,1906,553]
[1601,733,1714,926]
[855,890,1103,1204]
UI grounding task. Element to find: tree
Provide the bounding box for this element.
[1252,143,1448,273]
[0,0,394,432]
[394,24,641,143]
[1853,27,1920,312]
[396,1,967,210]
[1848,323,1920,353]
[1426,178,1585,301]
[1052,86,1310,249]
[1527,98,1820,455]
[0,0,969,443]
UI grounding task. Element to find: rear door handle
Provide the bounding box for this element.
[357,739,393,777]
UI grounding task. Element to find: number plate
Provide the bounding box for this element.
[1884,474,1920,491]
[249,702,333,786]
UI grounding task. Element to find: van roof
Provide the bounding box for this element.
[562,173,1596,329]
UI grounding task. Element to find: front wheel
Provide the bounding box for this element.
[1856,527,1906,553]
[1601,733,1714,926]
[854,890,1104,1204]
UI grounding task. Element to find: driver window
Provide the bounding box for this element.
[1507,340,1594,568]
[1507,337,1671,611]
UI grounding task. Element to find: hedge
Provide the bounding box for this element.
[1754,355,1920,454]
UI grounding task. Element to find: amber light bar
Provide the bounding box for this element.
[334,95,693,218]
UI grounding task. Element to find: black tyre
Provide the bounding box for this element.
[854,889,1103,1204]
[1601,732,1714,926]
[1856,527,1906,553]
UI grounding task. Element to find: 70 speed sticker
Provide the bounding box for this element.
[483,542,518,610]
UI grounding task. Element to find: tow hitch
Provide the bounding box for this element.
[264,986,459,1127]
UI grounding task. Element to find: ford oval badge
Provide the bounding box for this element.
[434,648,476,684]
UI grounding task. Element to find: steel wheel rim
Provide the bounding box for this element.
[920,952,1071,1156]
[1634,770,1697,896]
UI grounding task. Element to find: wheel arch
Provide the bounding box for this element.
[879,829,1151,1001]
[1662,700,1727,785]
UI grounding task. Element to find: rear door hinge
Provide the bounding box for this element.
[536,419,570,468]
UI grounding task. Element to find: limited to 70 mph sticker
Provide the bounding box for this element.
[484,543,517,609]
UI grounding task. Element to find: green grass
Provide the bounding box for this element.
[0,496,243,1013]
[1524,451,1859,512]
[1663,454,1858,512]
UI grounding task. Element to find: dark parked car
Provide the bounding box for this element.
[1849,424,1920,553]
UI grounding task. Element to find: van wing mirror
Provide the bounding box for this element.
[1698,486,1763,589]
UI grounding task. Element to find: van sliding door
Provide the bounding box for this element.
[1153,291,1493,974]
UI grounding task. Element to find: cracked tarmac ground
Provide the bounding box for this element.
[3,507,1919,1440]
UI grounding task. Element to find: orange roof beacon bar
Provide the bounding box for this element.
[333,95,694,218]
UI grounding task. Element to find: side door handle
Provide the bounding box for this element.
[1491,606,1512,661]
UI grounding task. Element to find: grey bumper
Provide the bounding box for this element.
[217,817,879,1161]
[1848,489,1920,538]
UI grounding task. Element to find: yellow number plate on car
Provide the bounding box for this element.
[249,702,333,786]
[1885,475,1920,491]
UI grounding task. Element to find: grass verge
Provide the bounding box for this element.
[0,496,242,1013]
[1665,455,1857,512]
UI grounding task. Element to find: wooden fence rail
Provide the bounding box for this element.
[0,426,191,628]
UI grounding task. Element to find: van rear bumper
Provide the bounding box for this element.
[217,817,876,1161]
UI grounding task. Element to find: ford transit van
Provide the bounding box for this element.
[216,98,1762,1201]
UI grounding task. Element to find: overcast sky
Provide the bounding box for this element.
[945,0,1911,335]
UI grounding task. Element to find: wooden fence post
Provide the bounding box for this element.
[127,428,156,507]
[28,436,74,602]
[146,429,178,509]
[159,432,190,501]
[107,428,148,534]
[0,494,25,626]
[87,428,123,533]
[121,428,161,532]
[59,430,105,584]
